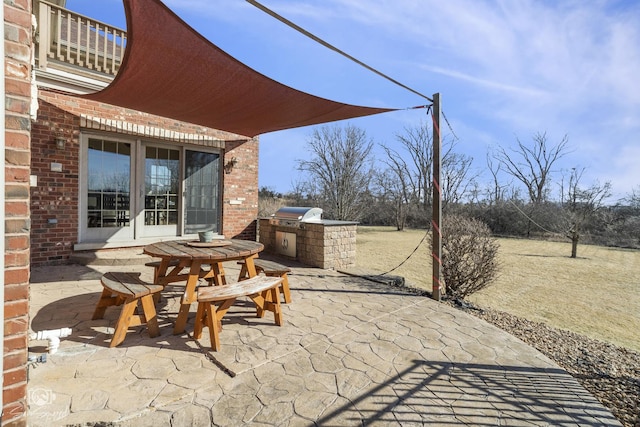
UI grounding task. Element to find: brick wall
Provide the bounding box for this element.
[223,139,259,240]
[30,90,259,265]
[298,222,357,269]
[30,96,80,265]
[258,219,358,269]
[4,0,32,424]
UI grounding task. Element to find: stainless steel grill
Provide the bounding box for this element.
[270,207,323,258]
[270,206,323,228]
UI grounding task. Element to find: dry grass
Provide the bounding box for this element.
[356,226,640,352]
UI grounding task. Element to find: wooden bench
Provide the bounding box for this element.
[238,259,292,303]
[193,276,284,351]
[92,272,163,347]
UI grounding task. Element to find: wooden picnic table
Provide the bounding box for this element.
[143,239,264,334]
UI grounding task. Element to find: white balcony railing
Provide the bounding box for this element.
[35,0,127,77]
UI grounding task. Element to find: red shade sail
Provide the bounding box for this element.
[82,0,396,138]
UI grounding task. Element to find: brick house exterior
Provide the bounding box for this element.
[31,90,259,266]
[4,0,32,424]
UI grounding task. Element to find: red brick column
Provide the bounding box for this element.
[223,138,259,240]
[4,0,32,425]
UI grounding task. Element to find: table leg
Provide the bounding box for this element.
[244,255,258,278]
[155,258,171,285]
[153,258,173,303]
[157,259,190,286]
[211,262,226,286]
[173,260,202,335]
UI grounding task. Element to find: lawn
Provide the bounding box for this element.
[355,226,640,352]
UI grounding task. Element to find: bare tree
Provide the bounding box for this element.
[378,145,417,230]
[393,123,434,212]
[441,147,477,209]
[373,168,410,230]
[287,178,321,208]
[297,124,374,221]
[617,186,640,248]
[381,122,476,224]
[484,153,510,205]
[494,132,570,236]
[561,167,612,258]
[626,186,640,208]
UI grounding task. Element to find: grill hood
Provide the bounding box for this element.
[271,207,323,227]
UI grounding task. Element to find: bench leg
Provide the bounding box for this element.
[106,294,161,348]
[253,275,290,308]
[254,292,267,318]
[250,289,283,326]
[92,288,114,320]
[206,304,221,351]
[270,288,283,326]
[200,263,226,286]
[265,272,292,303]
[214,299,236,329]
[193,302,206,340]
[140,294,160,338]
[110,298,137,348]
[93,288,128,320]
[280,274,292,304]
[194,298,236,351]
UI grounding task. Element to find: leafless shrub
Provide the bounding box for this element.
[258,196,285,218]
[439,214,500,300]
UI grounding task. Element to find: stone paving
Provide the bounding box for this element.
[27,253,621,426]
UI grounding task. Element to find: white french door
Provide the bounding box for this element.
[140,144,180,238]
[80,134,222,245]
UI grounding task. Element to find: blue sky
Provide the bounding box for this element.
[67,0,640,202]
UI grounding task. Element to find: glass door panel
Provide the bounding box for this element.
[142,146,180,237]
[184,150,220,234]
[84,137,133,241]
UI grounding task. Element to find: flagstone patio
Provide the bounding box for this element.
[27,252,620,426]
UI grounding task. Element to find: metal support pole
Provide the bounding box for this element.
[431,93,443,300]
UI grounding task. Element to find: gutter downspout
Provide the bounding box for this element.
[1,0,7,414]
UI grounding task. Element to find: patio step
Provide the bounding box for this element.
[70,248,153,266]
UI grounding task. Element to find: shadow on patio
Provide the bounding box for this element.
[27,261,619,426]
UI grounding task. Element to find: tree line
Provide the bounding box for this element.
[259,123,640,258]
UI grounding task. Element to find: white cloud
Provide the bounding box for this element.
[421,65,549,98]
[319,1,639,104]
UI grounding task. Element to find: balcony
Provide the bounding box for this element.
[34,0,127,92]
